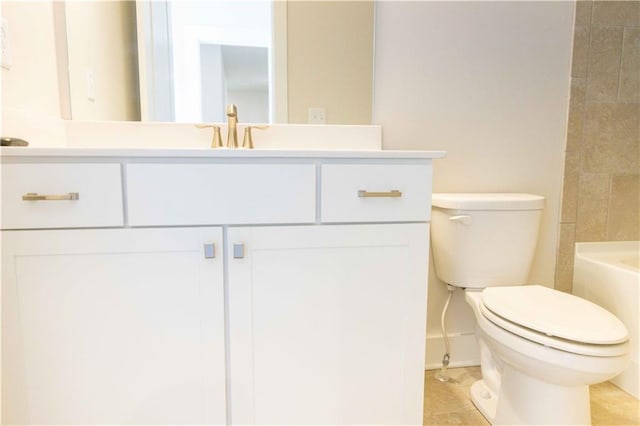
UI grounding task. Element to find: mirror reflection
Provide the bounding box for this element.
[61,0,374,125]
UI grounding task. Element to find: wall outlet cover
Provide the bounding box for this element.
[308,107,326,124]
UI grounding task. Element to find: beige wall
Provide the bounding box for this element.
[287,1,373,125]
[0,1,67,145]
[373,1,575,365]
[1,1,61,119]
[65,0,140,121]
[1,0,139,142]
[556,1,640,292]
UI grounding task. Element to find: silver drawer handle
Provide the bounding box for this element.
[22,192,80,201]
[357,190,402,198]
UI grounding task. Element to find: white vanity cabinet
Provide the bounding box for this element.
[1,149,441,425]
[1,227,227,425]
[1,163,124,229]
[227,224,428,425]
[125,163,316,226]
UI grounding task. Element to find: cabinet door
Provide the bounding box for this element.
[1,228,226,425]
[227,224,429,425]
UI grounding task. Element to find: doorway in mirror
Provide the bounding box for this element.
[139,1,272,123]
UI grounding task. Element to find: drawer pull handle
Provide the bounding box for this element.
[22,192,80,201]
[357,190,402,198]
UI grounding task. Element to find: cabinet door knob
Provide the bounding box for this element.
[22,192,79,201]
[233,243,245,259]
[203,243,216,259]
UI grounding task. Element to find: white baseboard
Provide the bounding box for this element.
[425,332,480,370]
[612,359,639,400]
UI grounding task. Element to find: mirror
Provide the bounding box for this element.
[60,0,374,125]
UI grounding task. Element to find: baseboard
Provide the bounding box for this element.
[612,359,639,400]
[425,333,480,370]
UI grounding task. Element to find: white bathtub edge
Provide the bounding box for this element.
[573,241,639,400]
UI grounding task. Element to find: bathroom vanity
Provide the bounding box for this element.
[1,147,444,425]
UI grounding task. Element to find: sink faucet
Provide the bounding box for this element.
[226,104,238,148]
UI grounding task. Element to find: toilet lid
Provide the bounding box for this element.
[481,285,628,345]
[479,300,629,356]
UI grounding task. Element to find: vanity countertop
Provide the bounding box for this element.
[0,147,446,160]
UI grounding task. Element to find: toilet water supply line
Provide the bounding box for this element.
[435,285,457,382]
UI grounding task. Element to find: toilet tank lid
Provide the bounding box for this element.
[432,193,545,210]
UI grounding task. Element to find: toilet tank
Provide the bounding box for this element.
[430,193,544,289]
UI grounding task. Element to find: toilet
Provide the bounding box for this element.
[430,193,630,425]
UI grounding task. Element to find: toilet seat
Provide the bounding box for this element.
[479,285,629,357]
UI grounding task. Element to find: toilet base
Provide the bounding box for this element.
[470,380,497,423]
[470,367,592,425]
[494,366,591,425]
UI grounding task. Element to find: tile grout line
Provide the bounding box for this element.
[574,0,595,244]
[615,26,626,103]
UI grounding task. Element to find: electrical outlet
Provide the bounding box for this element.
[1,17,12,70]
[308,107,326,124]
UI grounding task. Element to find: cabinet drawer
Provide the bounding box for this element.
[126,164,316,226]
[1,164,124,229]
[321,164,432,223]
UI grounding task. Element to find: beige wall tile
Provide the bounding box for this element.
[572,26,591,78]
[576,173,611,241]
[586,26,624,101]
[592,1,640,26]
[575,1,593,26]
[620,28,640,102]
[607,174,640,240]
[555,223,576,293]
[582,141,639,174]
[561,151,581,222]
[584,102,640,147]
[567,79,587,151]
[558,0,640,288]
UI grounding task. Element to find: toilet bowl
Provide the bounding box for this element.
[430,193,630,425]
[465,288,629,425]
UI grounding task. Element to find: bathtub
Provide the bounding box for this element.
[573,241,640,399]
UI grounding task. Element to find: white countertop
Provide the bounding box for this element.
[0,147,446,159]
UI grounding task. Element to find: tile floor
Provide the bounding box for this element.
[424,366,640,425]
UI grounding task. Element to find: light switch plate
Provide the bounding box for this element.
[86,68,96,101]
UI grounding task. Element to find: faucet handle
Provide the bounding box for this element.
[195,124,223,148]
[242,125,269,149]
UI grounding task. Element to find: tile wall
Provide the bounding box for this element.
[556,1,640,292]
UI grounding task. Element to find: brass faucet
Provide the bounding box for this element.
[197,104,268,149]
[226,104,238,148]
